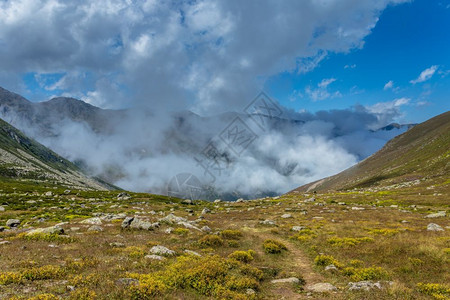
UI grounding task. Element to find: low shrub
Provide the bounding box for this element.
[198,235,224,247]
[327,237,374,247]
[263,239,287,254]
[417,283,450,300]
[342,266,390,281]
[228,250,255,263]
[220,230,243,240]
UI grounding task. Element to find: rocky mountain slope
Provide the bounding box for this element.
[0,117,112,190]
[292,111,450,193]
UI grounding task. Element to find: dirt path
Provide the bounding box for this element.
[242,227,326,299]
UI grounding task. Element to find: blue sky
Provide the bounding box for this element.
[2,0,449,124]
[267,0,450,123]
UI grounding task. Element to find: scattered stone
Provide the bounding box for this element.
[184,249,201,256]
[0,206,5,211]
[259,219,276,226]
[149,245,176,256]
[165,227,174,234]
[291,226,306,232]
[44,191,53,197]
[201,226,212,233]
[246,288,256,295]
[80,217,102,225]
[117,192,131,200]
[6,219,20,228]
[70,227,80,232]
[271,277,300,284]
[26,200,36,204]
[201,208,211,214]
[145,254,166,261]
[121,217,134,228]
[159,213,187,224]
[130,218,159,231]
[304,197,316,203]
[182,199,193,205]
[109,242,125,248]
[425,211,446,218]
[281,213,292,219]
[338,202,346,205]
[401,220,409,223]
[305,283,337,292]
[26,226,64,236]
[312,216,324,220]
[427,223,444,231]
[272,196,280,200]
[116,278,139,286]
[0,241,11,245]
[325,264,338,271]
[351,207,365,211]
[64,190,71,194]
[236,198,245,203]
[348,281,393,291]
[87,225,103,232]
[214,199,221,203]
[99,213,127,221]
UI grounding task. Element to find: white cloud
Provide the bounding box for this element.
[344,64,356,69]
[305,78,341,101]
[410,65,439,84]
[0,0,408,113]
[383,80,394,90]
[366,97,410,127]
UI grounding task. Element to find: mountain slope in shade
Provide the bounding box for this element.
[0,117,112,190]
[291,111,450,193]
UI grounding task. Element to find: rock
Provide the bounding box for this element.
[0,241,11,245]
[80,217,102,225]
[165,227,174,234]
[159,213,187,224]
[0,226,5,232]
[304,197,315,203]
[259,219,276,226]
[64,190,71,194]
[130,218,158,230]
[401,220,409,223]
[425,211,446,218]
[271,277,300,284]
[281,213,292,219]
[145,254,166,261]
[348,281,380,291]
[26,226,64,236]
[0,206,5,211]
[292,226,306,232]
[427,223,444,231]
[306,283,337,292]
[214,199,221,203]
[178,221,201,231]
[44,191,53,197]
[325,264,338,271]
[6,219,21,228]
[201,226,212,233]
[338,202,346,205]
[26,200,37,204]
[87,225,103,232]
[100,213,127,221]
[351,207,365,211]
[121,217,134,228]
[246,288,256,295]
[149,245,175,256]
[116,278,139,286]
[109,242,125,248]
[184,249,201,256]
[117,192,131,200]
[182,199,193,205]
[236,198,244,203]
[201,208,211,214]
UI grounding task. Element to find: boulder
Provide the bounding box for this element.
[26,226,64,236]
[427,223,444,231]
[80,217,102,225]
[281,213,292,219]
[145,254,166,261]
[6,219,21,228]
[291,226,306,232]
[305,283,337,292]
[425,211,446,218]
[149,245,175,256]
[271,277,300,284]
[87,225,103,232]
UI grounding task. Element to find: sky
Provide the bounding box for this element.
[1,0,450,198]
[1,0,449,124]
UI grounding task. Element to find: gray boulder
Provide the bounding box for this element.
[149,245,175,256]
[425,211,446,218]
[306,283,337,292]
[427,223,444,231]
[26,226,64,236]
[6,219,21,228]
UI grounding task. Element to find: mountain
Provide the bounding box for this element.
[291,111,450,193]
[0,117,112,190]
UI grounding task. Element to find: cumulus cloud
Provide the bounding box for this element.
[383,80,394,90]
[305,78,342,101]
[0,0,411,198]
[366,97,410,127]
[0,0,408,113]
[410,65,439,84]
